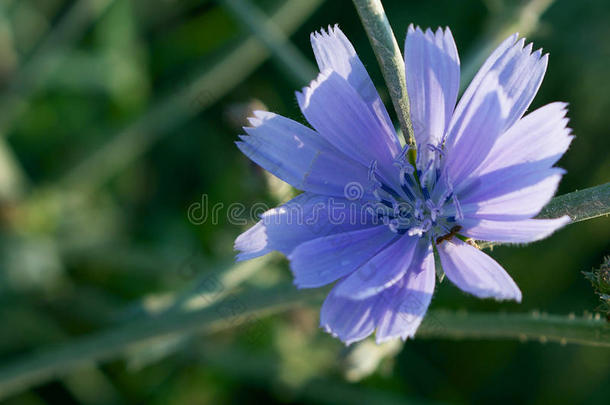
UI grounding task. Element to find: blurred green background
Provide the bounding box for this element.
[0,0,609,404]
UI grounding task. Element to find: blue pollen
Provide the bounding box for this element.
[421,186,431,200]
[400,183,416,201]
[368,155,463,242]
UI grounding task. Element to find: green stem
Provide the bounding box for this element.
[538,182,610,223]
[0,284,607,400]
[419,311,609,347]
[220,0,317,86]
[480,183,610,249]
[352,0,415,145]
[0,284,326,401]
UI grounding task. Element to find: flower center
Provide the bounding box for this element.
[367,144,463,244]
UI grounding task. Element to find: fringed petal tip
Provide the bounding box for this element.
[295,69,333,110]
[310,23,342,41]
[233,222,270,262]
[375,330,417,345]
[320,319,422,346]
[318,323,413,347]
[242,110,274,129]
[407,24,452,38]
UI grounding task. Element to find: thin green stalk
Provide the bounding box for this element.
[0,283,607,400]
[418,311,609,347]
[122,255,276,369]
[352,0,415,145]
[162,254,275,315]
[0,284,325,400]
[58,0,324,194]
[220,0,317,86]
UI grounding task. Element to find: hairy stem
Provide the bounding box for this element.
[352,0,415,145]
[419,311,609,347]
[480,183,610,249]
[538,182,610,223]
[0,283,607,400]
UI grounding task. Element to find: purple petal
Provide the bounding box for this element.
[334,235,419,299]
[311,25,399,151]
[440,73,509,186]
[477,102,573,176]
[447,34,547,144]
[320,287,378,345]
[289,225,397,288]
[438,239,522,301]
[375,242,436,343]
[458,168,564,219]
[320,241,436,345]
[442,35,549,187]
[460,216,570,243]
[237,111,370,197]
[296,71,399,181]
[404,26,460,163]
[234,193,373,261]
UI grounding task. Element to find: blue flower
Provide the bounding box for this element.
[235,25,572,344]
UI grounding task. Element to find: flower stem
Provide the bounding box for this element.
[480,183,610,249]
[352,0,415,145]
[0,284,607,399]
[419,311,609,347]
[538,182,610,223]
[0,284,327,401]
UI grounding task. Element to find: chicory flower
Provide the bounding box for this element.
[235,25,572,344]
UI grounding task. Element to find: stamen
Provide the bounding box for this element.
[364,144,459,241]
[394,202,412,218]
[439,188,453,205]
[425,199,440,222]
[395,144,410,163]
[452,195,464,220]
[421,186,431,200]
[394,164,416,201]
[400,180,415,201]
[380,182,402,201]
[426,143,444,157]
[413,200,424,221]
[368,160,381,188]
[407,219,431,237]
